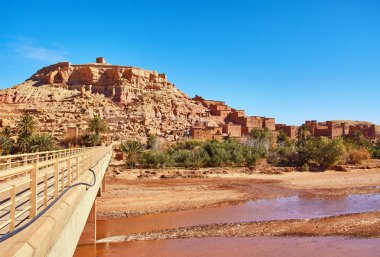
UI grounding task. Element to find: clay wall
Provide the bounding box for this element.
[264,118,276,131]
[222,123,242,137]
[191,126,223,140]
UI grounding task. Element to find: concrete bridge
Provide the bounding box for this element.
[0,146,112,257]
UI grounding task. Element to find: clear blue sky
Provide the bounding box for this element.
[1,0,379,125]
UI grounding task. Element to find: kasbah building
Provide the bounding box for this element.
[190,95,379,142]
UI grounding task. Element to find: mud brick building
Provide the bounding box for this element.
[275,124,299,139]
[191,96,276,140]
[190,126,223,140]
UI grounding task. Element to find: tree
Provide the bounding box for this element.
[17,136,32,153]
[298,137,346,170]
[245,128,272,157]
[314,138,346,169]
[120,140,143,168]
[297,124,311,145]
[87,115,108,136]
[29,133,57,152]
[277,131,289,145]
[17,114,37,139]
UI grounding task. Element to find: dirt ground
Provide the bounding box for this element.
[97,165,380,219]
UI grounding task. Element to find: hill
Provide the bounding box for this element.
[0,58,216,142]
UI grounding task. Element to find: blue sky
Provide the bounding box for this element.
[0,0,379,125]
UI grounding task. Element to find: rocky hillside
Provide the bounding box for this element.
[0,59,215,142]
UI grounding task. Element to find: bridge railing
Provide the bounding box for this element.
[0,146,110,235]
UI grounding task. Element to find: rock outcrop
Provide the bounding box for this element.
[0,58,215,142]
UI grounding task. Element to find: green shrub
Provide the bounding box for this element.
[372,143,380,159]
[0,137,13,155]
[139,150,173,168]
[242,145,260,166]
[170,149,192,165]
[184,149,210,168]
[203,140,231,166]
[146,134,160,150]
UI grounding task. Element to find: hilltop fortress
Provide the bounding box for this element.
[28,57,171,104]
[0,57,378,143]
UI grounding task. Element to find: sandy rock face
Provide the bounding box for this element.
[0,60,215,142]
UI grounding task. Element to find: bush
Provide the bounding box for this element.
[170,149,192,165]
[81,133,101,147]
[203,140,231,166]
[297,137,347,169]
[312,138,347,169]
[0,137,13,155]
[146,134,160,150]
[373,143,380,159]
[269,141,298,166]
[184,149,210,168]
[347,148,371,164]
[300,163,309,171]
[242,145,260,166]
[139,150,173,168]
[171,140,204,151]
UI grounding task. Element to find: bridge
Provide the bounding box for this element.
[0,146,112,257]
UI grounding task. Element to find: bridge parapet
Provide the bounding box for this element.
[0,146,112,256]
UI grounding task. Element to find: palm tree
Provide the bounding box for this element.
[120,140,143,168]
[87,115,108,136]
[30,133,56,152]
[81,133,101,147]
[17,114,37,139]
[17,136,32,153]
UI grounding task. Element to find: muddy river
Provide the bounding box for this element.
[97,194,380,239]
[75,194,380,257]
[76,237,380,257]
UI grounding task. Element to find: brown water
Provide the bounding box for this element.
[97,194,380,239]
[75,237,380,257]
[75,194,380,257]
